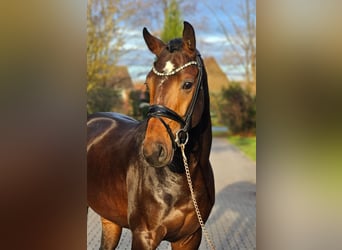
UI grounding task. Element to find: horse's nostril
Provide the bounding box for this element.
[157,143,167,161]
[143,142,169,167]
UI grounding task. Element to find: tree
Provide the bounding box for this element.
[233,0,256,88]
[207,0,256,91]
[88,0,120,92]
[87,85,122,114]
[160,0,183,42]
[87,0,135,113]
[129,89,149,120]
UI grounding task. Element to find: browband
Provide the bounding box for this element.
[152,61,197,76]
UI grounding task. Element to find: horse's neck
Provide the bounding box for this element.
[196,79,212,164]
[188,108,212,165]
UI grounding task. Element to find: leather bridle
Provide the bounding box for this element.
[147,53,203,149]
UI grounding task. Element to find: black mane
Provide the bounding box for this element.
[166,38,182,53]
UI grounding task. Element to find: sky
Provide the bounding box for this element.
[116,0,254,83]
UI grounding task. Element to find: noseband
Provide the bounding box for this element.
[147,53,203,149]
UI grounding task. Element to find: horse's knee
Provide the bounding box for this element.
[171,229,202,250]
[131,228,166,250]
[100,217,122,250]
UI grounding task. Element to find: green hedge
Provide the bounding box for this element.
[220,83,256,135]
[87,86,122,114]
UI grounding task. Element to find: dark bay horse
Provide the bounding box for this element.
[87,21,215,250]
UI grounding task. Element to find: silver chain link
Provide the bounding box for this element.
[180,144,216,250]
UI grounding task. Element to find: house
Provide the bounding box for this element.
[203,57,230,94]
[107,66,134,113]
[203,57,230,123]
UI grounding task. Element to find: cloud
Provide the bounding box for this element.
[199,33,229,44]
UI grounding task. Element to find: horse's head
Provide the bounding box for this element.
[141,21,205,168]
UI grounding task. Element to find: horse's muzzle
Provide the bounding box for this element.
[142,141,172,168]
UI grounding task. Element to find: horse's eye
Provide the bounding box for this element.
[182,81,193,90]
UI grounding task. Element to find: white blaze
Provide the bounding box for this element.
[163,61,175,74]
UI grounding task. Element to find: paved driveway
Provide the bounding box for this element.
[87,137,256,249]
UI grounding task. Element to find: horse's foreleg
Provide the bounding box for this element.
[131,227,166,250]
[100,217,122,250]
[171,228,202,250]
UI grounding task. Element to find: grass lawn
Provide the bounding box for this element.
[228,135,256,161]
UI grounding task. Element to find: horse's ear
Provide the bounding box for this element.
[143,27,165,56]
[182,21,196,56]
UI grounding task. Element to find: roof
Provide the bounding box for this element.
[203,57,230,93]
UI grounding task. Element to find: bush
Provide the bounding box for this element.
[129,89,150,120]
[87,86,122,114]
[220,82,256,135]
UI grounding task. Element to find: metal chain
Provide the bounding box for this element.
[180,144,216,250]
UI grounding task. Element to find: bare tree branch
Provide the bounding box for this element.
[203,0,256,89]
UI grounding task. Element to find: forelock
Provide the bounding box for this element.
[166,38,182,53]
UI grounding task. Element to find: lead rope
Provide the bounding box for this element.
[179,143,216,250]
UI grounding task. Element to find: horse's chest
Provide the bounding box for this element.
[128,169,199,235]
[162,200,199,237]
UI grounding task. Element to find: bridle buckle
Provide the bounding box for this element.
[175,129,189,147]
